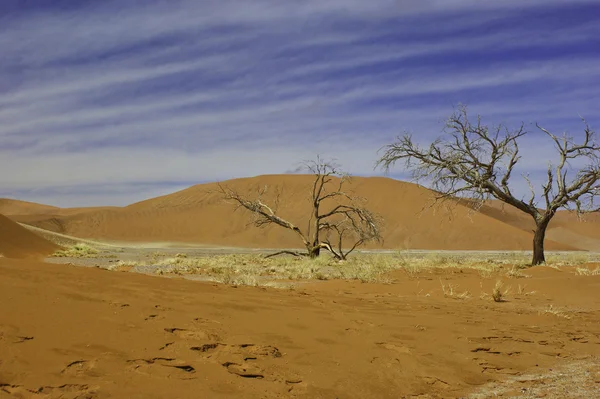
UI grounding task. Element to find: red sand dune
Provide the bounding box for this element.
[0,214,59,259]
[6,175,599,250]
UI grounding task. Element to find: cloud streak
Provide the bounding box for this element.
[0,0,599,206]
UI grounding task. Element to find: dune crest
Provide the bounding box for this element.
[5,175,599,251]
[0,214,59,259]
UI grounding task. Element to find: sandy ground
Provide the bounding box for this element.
[2,256,600,399]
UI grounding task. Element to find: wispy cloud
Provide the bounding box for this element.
[0,0,599,206]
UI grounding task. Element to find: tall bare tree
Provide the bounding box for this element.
[219,158,382,259]
[377,105,600,265]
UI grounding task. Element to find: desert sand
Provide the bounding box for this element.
[2,175,600,398]
[6,175,600,251]
[1,257,600,398]
[0,214,59,259]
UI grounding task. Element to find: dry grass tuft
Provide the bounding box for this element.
[506,266,530,279]
[546,252,592,266]
[440,279,471,300]
[575,266,600,276]
[52,243,100,258]
[517,284,536,296]
[539,304,572,319]
[491,280,510,302]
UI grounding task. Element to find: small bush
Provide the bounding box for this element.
[575,266,600,276]
[52,243,100,258]
[492,280,510,302]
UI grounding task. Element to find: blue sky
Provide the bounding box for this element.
[0,0,599,207]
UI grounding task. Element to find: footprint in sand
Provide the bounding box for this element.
[222,361,264,378]
[127,357,196,379]
[13,336,34,343]
[144,314,165,321]
[376,342,411,354]
[61,359,98,377]
[189,342,286,381]
[5,383,100,397]
[164,327,220,341]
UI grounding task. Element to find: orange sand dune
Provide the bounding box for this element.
[0,214,59,259]
[1,198,117,219]
[477,200,600,251]
[9,175,584,251]
[0,198,59,216]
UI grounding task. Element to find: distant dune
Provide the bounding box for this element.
[5,175,599,251]
[0,214,60,259]
[0,198,59,216]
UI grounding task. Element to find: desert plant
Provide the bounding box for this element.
[440,279,471,299]
[52,243,100,258]
[575,266,600,276]
[540,304,572,319]
[517,284,536,296]
[491,280,510,302]
[219,156,383,260]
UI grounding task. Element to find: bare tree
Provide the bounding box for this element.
[377,105,600,266]
[219,158,382,259]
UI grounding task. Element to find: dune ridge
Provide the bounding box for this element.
[4,175,599,251]
[0,214,60,259]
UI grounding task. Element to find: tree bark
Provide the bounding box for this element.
[532,219,550,265]
[309,246,321,258]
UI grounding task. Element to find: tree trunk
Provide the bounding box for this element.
[308,245,321,258]
[532,219,550,266]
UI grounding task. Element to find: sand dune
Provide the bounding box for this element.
[5,175,599,251]
[0,214,59,259]
[477,200,600,251]
[1,258,600,398]
[0,198,59,216]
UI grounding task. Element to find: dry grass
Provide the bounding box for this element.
[506,266,531,279]
[485,280,510,302]
[148,253,397,285]
[539,304,573,320]
[440,279,471,299]
[397,252,505,278]
[106,260,143,272]
[467,357,600,398]
[575,266,600,276]
[517,284,537,296]
[545,252,593,266]
[51,243,100,258]
[96,250,600,288]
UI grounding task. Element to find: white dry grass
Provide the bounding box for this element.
[539,304,573,320]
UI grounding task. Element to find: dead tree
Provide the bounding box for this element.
[377,105,600,266]
[219,158,382,259]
